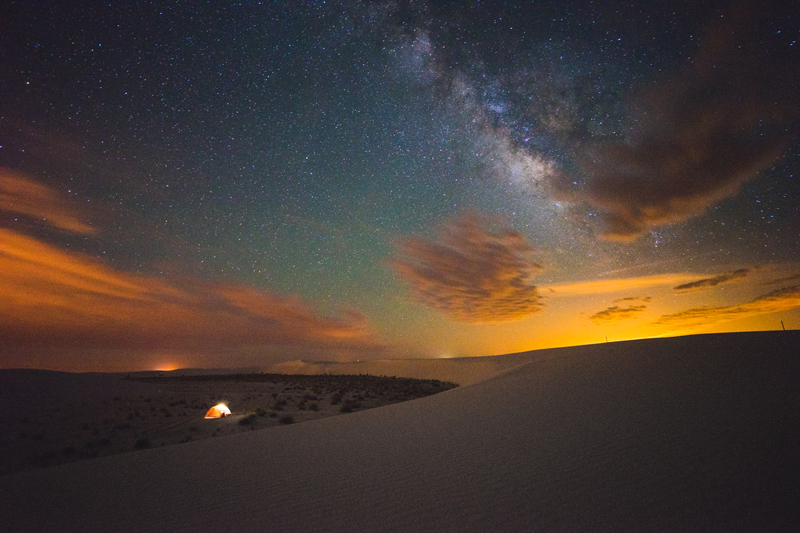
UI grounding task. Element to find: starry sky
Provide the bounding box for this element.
[2,0,799,372]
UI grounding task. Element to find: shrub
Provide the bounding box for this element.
[134,437,151,449]
[61,446,77,456]
[278,415,294,425]
[309,403,319,411]
[254,407,267,417]
[239,414,257,426]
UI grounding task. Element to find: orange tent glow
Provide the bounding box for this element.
[204,404,231,419]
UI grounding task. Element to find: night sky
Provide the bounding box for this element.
[2,1,799,371]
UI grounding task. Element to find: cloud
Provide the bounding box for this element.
[0,168,96,234]
[673,268,751,292]
[762,272,800,286]
[653,284,800,329]
[614,296,651,303]
[0,229,382,358]
[0,173,383,369]
[589,304,648,324]
[389,213,544,323]
[575,10,798,241]
[543,274,698,297]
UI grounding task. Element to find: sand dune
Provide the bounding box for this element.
[1,331,799,532]
[264,349,554,386]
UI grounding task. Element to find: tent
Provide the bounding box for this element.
[204,404,231,419]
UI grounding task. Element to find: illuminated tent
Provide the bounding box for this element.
[204,404,231,419]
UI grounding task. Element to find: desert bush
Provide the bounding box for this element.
[61,446,77,456]
[341,399,361,413]
[254,407,267,417]
[309,403,319,411]
[134,437,151,449]
[239,414,257,426]
[278,415,294,425]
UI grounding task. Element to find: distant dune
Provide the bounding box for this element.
[2,331,799,532]
[263,349,556,386]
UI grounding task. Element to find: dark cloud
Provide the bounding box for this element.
[614,296,652,303]
[589,304,648,324]
[673,268,751,292]
[654,284,800,328]
[389,213,544,323]
[575,6,799,241]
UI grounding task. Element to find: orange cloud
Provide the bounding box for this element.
[544,274,697,296]
[653,284,800,328]
[389,213,543,323]
[762,272,800,286]
[0,168,95,234]
[673,268,751,292]
[0,229,381,357]
[589,304,648,324]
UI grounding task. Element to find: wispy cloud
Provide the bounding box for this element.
[673,268,751,292]
[543,274,698,296]
[589,304,648,324]
[762,272,800,286]
[654,284,800,328]
[0,229,381,354]
[0,168,95,234]
[614,296,652,303]
[389,213,544,323]
[0,173,382,364]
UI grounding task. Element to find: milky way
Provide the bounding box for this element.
[1,1,799,370]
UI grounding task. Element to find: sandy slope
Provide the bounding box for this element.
[1,331,799,532]
[263,350,548,386]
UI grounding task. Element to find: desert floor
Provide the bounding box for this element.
[1,331,799,532]
[0,372,456,475]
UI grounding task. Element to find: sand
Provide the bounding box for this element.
[1,331,799,532]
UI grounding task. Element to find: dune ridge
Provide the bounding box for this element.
[1,331,799,532]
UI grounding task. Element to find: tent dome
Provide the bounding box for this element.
[204,404,231,418]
